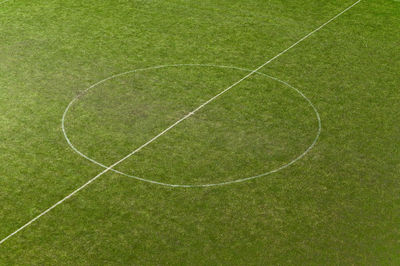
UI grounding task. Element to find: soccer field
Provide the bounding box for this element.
[1,0,399,264]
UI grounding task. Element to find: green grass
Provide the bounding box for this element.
[0,0,399,264]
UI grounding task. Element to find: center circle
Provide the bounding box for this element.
[62,64,321,187]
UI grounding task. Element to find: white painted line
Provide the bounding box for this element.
[62,64,321,187]
[0,0,362,246]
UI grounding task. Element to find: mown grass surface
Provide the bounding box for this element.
[0,0,399,264]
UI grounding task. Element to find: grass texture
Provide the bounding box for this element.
[0,0,399,264]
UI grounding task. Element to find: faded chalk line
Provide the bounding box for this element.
[62,64,321,187]
[0,0,362,246]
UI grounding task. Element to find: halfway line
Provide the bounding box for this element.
[0,0,362,246]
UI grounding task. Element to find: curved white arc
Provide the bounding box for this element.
[62,64,321,188]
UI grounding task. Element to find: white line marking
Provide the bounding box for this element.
[0,0,362,246]
[62,64,321,187]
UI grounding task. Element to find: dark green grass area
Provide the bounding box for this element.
[0,0,399,264]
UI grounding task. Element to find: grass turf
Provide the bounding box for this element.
[0,0,399,264]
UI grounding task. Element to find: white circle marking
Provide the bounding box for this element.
[62,64,322,187]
